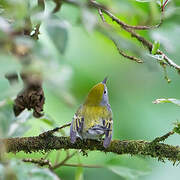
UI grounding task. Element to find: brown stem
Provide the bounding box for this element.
[39,122,71,137]
[63,163,103,168]
[152,131,174,143]
[51,151,77,170]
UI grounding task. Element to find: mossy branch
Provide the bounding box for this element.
[1,133,180,164]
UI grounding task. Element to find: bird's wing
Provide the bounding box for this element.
[103,112,113,148]
[70,106,84,143]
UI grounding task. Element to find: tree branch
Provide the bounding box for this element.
[89,0,163,30]
[51,151,77,170]
[61,0,180,72]
[1,133,180,164]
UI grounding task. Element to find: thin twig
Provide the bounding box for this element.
[162,0,169,12]
[93,0,180,71]
[54,151,61,166]
[158,50,180,71]
[152,131,174,143]
[61,0,180,72]
[39,122,71,137]
[112,39,143,63]
[98,8,106,23]
[51,151,77,170]
[52,0,62,13]
[22,158,52,168]
[98,10,143,63]
[63,163,103,168]
[90,0,163,30]
[31,0,45,40]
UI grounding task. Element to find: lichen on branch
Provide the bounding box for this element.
[1,132,180,164]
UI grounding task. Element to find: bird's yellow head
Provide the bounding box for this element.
[84,77,109,106]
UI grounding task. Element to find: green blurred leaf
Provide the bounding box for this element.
[0,103,14,137]
[8,110,32,137]
[44,65,76,106]
[173,121,180,135]
[108,166,149,180]
[40,115,56,127]
[0,54,21,76]
[153,98,180,106]
[105,156,150,180]
[46,16,68,54]
[75,167,84,180]
[151,41,160,55]
[0,101,32,137]
[0,160,59,180]
[151,24,180,54]
[81,8,97,32]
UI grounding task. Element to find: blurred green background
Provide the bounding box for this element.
[0,0,180,179]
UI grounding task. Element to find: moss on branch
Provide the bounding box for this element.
[1,134,180,164]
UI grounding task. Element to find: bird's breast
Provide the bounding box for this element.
[82,105,110,131]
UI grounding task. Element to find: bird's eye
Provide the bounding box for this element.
[104,90,106,94]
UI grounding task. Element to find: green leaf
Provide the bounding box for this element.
[108,166,149,180]
[105,156,150,180]
[0,160,59,180]
[0,16,11,34]
[0,54,21,77]
[153,98,180,106]
[151,41,160,55]
[81,8,97,32]
[8,110,32,137]
[173,121,180,135]
[46,16,68,54]
[0,102,32,137]
[75,167,84,180]
[40,115,56,127]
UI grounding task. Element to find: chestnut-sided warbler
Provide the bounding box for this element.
[70,77,113,148]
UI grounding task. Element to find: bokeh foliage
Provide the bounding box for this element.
[0,0,180,179]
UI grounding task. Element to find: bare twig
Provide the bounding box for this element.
[22,158,52,168]
[152,131,174,143]
[160,61,171,83]
[54,151,61,165]
[31,0,45,40]
[63,163,103,168]
[51,151,77,170]
[158,50,180,71]
[98,9,143,63]
[112,39,143,63]
[98,8,106,23]
[52,0,62,13]
[90,0,162,30]
[162,0,169,12]
[39,122,71,137]
[61,0,180,72]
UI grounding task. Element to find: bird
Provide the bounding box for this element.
[70,77,113,148]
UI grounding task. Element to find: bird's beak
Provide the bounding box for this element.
[102,77,108,84]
